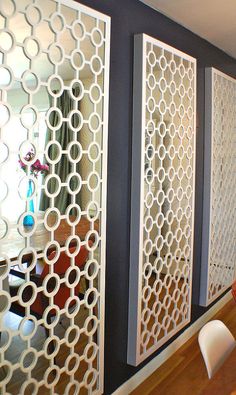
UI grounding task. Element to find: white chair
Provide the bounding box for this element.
[198,320,236,379]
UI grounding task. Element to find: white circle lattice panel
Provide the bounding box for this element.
[0,0,110,394]
[128,34,196,366]
[200,68,236,306]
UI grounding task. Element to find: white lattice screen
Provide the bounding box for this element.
[0,0,110,393]
[128,34,196,366]
[200,68,236,306]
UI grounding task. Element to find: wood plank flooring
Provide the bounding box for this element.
[131,297,236,395]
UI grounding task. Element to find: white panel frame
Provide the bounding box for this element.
[128,34,196,366]
[200,67,236,307]
[0,0,110,393]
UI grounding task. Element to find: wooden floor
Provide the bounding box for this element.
[131,298,236,395]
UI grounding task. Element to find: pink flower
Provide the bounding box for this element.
[18,159,26,170]
[41,164,49,171]
[32,159,42,171]
[18,151,49,178]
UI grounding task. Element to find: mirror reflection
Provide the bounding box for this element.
[0,0,107,393]
[141,44,194,352]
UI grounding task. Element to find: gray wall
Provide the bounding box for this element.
[78,0,236,393]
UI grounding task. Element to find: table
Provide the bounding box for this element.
[0,212,99,266]
[200,347,236,395]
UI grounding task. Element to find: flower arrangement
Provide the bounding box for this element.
[19,150,49,178]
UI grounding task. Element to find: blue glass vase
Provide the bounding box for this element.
[23,179,34,226]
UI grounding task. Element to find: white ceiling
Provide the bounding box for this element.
[140,0,236,59]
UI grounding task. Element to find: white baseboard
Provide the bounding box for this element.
[112,291,232,395]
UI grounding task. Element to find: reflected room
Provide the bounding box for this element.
[139,41,195,354]
[0,0,108,394]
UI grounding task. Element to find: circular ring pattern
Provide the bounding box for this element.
[89,83,102,104]
[23,37,41,59]
[66,172,82,195]
[46,107,63,131]
[45,140,62,164]
[43,240,61,265]
[20,348,38,372]
[22,70,40,94]
[68,109,83,132]
[25,4,42,25]
[65,204,81,226]
[47,74,64,97]
[0,291,11,314]
[0,0,17,18]
[0,65,13,89]
[90,55,103,75]
[91,27,104,47]
[44,207,61,231]
[48,43,65,65]
[0,29,15,53]
[44,174,61,198]
[71,20,86,40]
[50,12,66,33]
[0,101,11,127]
[65,353,81,375]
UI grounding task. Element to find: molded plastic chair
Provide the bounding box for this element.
[10,242,92,317]
[198,320,236,379]
[9,243,93,358]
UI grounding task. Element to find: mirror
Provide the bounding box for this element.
[142,43,195,353]
[0,1,110,393]
[128,34,196,365]
[200,68,236,306]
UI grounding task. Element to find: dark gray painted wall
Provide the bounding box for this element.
[77,0,236,393]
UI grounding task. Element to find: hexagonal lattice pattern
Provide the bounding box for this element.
[128,34,196,365]
[0,0,110,393]
[200,68,236,306]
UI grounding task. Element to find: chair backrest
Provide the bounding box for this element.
[41,241,92,278]
[31,242,93,313]
[198,320,236,379]
[231,280,236,303]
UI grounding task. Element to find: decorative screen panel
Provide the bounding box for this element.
[128,34,196,366]
[0,1,110,394]
[200,68,236,306]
